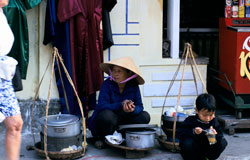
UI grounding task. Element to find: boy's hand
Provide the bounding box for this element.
[194,127,203,134]
[210,126,217,135]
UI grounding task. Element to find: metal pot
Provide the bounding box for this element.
[161,114,187,137]
[125,129,156,149]
[39,113,81,138]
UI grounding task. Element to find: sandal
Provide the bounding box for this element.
[94,139,106,149]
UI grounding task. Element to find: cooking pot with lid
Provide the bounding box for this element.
[125,129,156,149]
[161,114,187,138]
[39,113,81,138]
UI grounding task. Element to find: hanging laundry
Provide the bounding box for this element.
[3,0,42,79]
[43,0,96,117]
[103,0,117,50]
[57,0,104,98]
[43,0,74,114]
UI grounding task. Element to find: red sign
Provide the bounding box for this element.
[219,18,250,94]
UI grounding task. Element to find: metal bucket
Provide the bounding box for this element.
[161,114,187,138]
[39,113,81,138]
[125,129,155,149]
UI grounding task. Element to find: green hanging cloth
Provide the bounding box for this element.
[3,0,42,79]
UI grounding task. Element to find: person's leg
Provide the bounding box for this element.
[180,137,206,160]
[121,111,150,124]
[132,111,150,124]
[1,81,23,159]
[180,138,195,160]
[94,110,119,149]
[95,109,119,137]
[4,114,23,160]
[206,137,228,160]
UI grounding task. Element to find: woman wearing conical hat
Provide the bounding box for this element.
[88,57,150,149]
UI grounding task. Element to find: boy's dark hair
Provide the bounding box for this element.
[196,93,216,112]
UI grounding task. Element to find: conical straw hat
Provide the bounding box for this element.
[100,57,145,85]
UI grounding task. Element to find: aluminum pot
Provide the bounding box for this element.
[161,114,187,137]
[125,129,156,149]
[39,113,81,138]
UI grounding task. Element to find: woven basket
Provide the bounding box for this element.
[30,142,86,160]
[157,135,180,153]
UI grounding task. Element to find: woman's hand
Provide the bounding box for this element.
[122,100,135,113]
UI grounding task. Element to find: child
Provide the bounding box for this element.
[177,93,227,160]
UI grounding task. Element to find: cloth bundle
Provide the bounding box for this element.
[105,131,124,145]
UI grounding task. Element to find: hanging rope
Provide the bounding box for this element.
[160,47,186,135]
[31,54,52,146]
[160,43,208,151]
[54,48,87,154]
[43,48,57,160]
[172,43,190,148]
[55,55,71,114]
[31,47,87,160]
[189,44,207,93]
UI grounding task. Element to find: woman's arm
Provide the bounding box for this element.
[131,85,143,114]
[96,81,122,112]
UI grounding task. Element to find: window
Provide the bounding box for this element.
[163,0,224,68]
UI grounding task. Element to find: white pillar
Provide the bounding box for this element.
[167,0,180,58]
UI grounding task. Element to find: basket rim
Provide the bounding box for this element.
[32,142,86,159]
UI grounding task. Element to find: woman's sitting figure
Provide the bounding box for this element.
[88,57,150,149]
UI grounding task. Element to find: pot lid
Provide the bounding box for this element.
[39,113,79,126]
[118,124,158,131]
[162,114,187,122]
[126,129,156,134]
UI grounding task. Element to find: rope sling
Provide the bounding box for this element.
[160,43,207,152]
[31,47,87,160]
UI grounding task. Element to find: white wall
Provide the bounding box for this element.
[105,0,207,125]
[16,0,207,125]
[16,0,59,100]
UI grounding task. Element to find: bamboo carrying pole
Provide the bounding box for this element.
[160,43,207,151]
[31,47,87,160]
